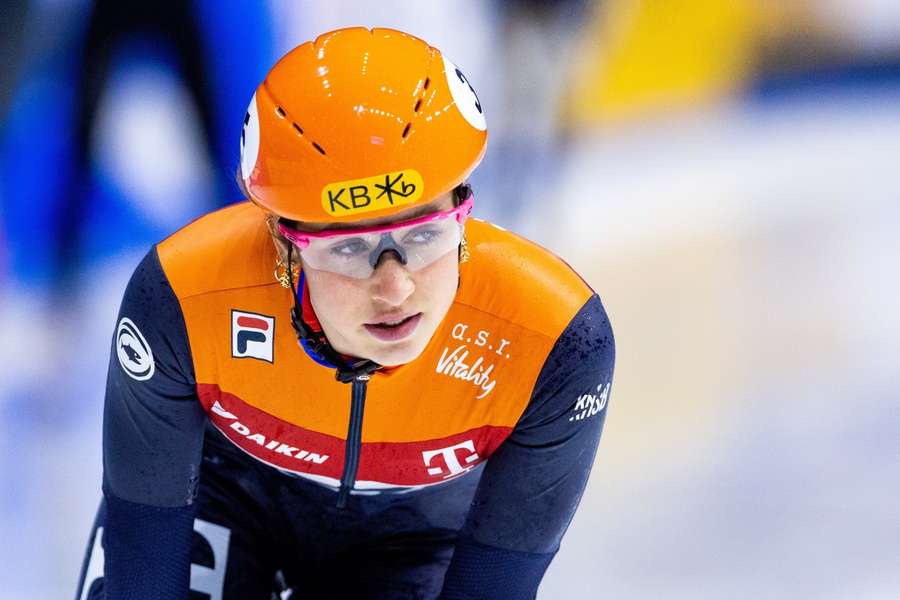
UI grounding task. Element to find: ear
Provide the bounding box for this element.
[265,214,292,264]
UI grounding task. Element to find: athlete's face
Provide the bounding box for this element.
[299,194,459,367]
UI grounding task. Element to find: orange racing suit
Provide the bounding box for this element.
[77,201,615,599]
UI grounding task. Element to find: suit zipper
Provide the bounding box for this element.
[336,374,369,508]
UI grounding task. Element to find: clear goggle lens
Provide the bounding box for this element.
[278,196,473,279]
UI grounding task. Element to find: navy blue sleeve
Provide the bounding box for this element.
[103,247,205,505]
[440,294,614,599]
[100,247,207,599]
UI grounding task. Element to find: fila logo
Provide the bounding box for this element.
[422,440,480,479]
[232,310,274,363]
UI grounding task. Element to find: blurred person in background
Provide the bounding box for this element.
[1,0,273,290]
[0,1,274,596]
[0,0,24,285]
[76,27,614,599]
[483,0,592,233]
[0,0,29,121]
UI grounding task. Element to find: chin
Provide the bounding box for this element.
[368,336,430,367]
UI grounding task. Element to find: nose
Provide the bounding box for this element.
[369,253,415,306]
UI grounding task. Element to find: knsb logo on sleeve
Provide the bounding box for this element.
[232,310,275,363]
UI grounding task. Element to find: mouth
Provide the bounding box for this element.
[364,313,423,342]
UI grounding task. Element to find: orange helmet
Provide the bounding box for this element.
[239,27,488,223]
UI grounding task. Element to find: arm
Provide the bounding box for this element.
[440,295,615,599]
[101,248,207,599]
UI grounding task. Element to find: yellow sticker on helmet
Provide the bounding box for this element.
[322,169,424,217]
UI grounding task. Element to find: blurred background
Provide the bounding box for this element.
[1,1,898,598]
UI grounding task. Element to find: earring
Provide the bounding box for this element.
[459,230,470,264]
[274,258,298,289]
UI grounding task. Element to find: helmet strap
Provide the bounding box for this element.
[285,244,380,383]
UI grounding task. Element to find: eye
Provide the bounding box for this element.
[402,227,444,245]
[329,238,370,258]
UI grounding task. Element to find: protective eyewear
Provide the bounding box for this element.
[278,195,474,279]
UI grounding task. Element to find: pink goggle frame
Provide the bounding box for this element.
[278,196,473,248]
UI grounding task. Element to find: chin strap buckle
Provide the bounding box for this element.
[335,360,379,383]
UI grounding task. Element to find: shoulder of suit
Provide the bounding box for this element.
[457,219,595,339]
[156,201,277,299]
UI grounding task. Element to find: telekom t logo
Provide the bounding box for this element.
[422,440,480,479]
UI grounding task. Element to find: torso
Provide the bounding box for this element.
[156,201,593,490]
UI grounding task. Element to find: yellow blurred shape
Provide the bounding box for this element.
[576,233,745,475]
[569,224,846,478]
[566,0,786,125]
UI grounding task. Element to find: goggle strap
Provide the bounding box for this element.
[454,183,473,204]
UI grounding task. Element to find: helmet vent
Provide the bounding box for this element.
[414,99,422,112]
[274,103,320,152]
[402,123,412,138]
[423,77,431,90]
